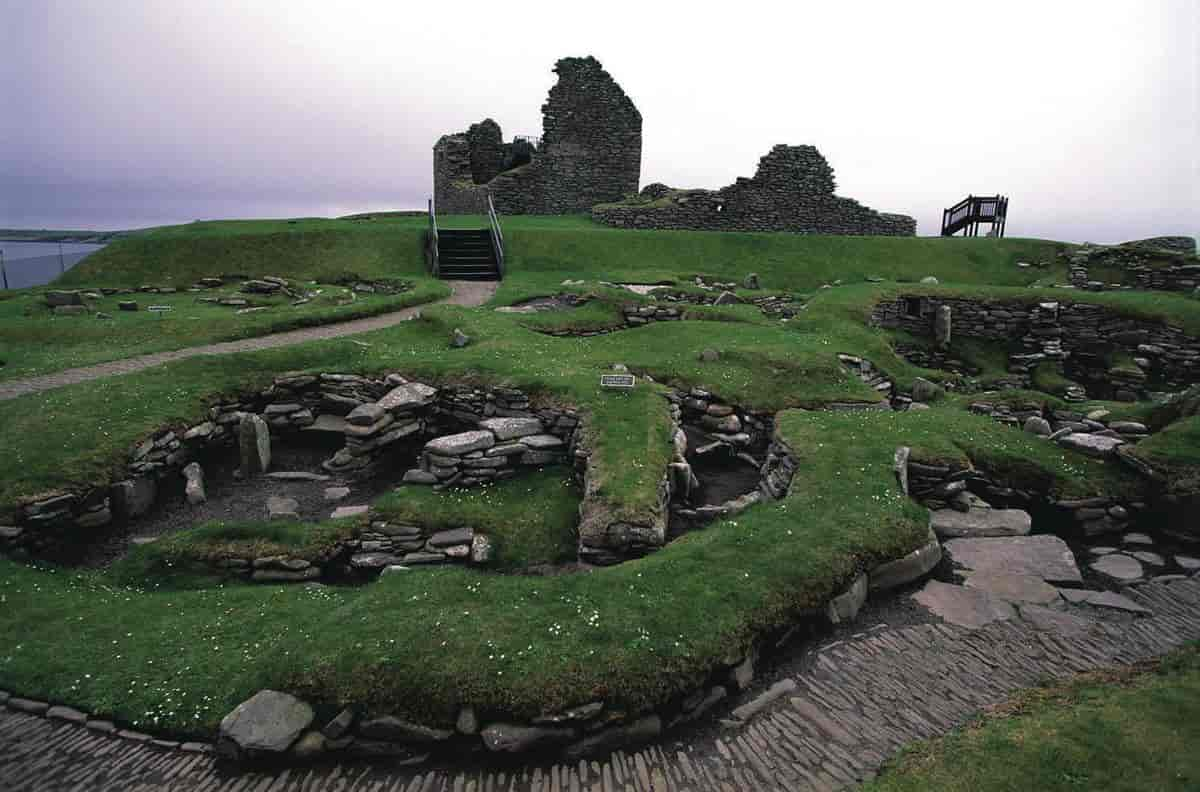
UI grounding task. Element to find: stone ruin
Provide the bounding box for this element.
[433,56,642,215]
[592,145,916,235]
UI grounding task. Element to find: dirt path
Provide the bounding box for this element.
[1,574,1197,791]
[0,281,497,402]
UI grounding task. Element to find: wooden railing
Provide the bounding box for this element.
[427,197,439,277]
[486,192,505,279]
[941,194,1008,237]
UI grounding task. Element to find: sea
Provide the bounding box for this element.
[0,241,108,289]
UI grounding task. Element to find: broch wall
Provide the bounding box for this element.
[433,56,642,215]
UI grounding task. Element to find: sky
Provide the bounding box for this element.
[1,0,1196,242]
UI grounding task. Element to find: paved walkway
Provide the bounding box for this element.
[2,575,1198,791]
[0,281,498,402]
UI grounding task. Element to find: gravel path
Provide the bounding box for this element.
[0,281,497,402]
[2,574,1198,791]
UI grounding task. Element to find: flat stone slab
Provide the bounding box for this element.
[963,572,1062,606]
[943,534,1082,585]
[1130,551,1165,567]
[330,505,369,520]
[1089,553,1144,583]
[1017,603,1098,635]
[266,496,299,521]
[425,430,494,456]
[1176,555,1200,571]
[378,382,437,412]
[478,417,542,441]
[301,414,348,434]
[912,580,1017,629]
[265,471,331,482]
[1059,588,1151,614]
[869,529,942,591]
[217,690,313,760]
[520,433,565,450]
[1057,433,1124,458]
[1122,532,1154,546]
[930,508,1031,539]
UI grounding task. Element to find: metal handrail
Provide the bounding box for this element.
[486,192,505,280]
[427,197,439,277]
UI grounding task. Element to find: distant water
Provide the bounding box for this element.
[0,242,107,289]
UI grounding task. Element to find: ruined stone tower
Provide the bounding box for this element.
[433,56,642,215]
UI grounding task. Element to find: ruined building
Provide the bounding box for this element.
[591,145,917,235]
[433,56,642,215]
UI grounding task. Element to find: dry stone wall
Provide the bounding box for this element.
[873,295,1200,398]
[1068,237,1200,293]
[592,145,915,236]
[433,56,641,215]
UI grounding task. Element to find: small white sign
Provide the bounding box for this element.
[147,304,173,312]
[600,374,636,389]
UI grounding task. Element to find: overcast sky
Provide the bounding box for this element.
[1,0,1196,242]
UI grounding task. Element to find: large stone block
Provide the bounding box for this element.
[217,690,314,761]
[238,413,271,476]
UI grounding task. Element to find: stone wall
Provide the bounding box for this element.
[591,145,916,236]
[872,295,1200,398]
[1067,237,1199,293]
[432,56,642,215]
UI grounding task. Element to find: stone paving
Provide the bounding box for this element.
[2,574,1198,791]
[0,281,498,402]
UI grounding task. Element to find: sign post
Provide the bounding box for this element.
[147,304,173,319]
[600,373,636,390]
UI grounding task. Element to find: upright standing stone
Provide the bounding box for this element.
[182,462,206,505]
[935,305,952,349]
[239,413,271,476]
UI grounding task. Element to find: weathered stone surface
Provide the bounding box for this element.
[480,723,575,753]
[451,328,471,348]
[217,690,314,760]
[357,716,453,744]
[470,534,495,564]
[1176,555,1200,571]
[428,527,473,547]
[377,382,437,412]
[345,403,387,426]
[562,715,661,761]
[912,377,942,403]
[1089,553,1144,584]
[729,680,797,723]
[1130,551,1165,567]
[944,534,1082,585]
[869,529,943,591]
[425,430,494,456]
[322,708,355,740]
[478,417,543,441]
[1057,433,1124,458]
[251,567,320,583]
[826,574,868,624]
[963,572,1061,606]
[266,496,300,521]
[182,462,206,505]
[350,552,402,570]
[402,469,439,484]
[330,505,369,520]
[323,486,350,502]
[238,413,271,476]
[930,508,1031,539]
[456,706,479,735]
[45,705,86,723]
[1017,603,1098,635]
[1023,416,1052,436]
[912,580,1016,629]
[1060,588,1151,614]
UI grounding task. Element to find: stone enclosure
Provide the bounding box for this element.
[872,295,1200,400]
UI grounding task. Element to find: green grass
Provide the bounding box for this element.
[0,279,449,381]
[0,405,1147,738]
[1124,415,1200,494]
[107,519,358,589]
[373,467,581,570]
[862,643,1200,792]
